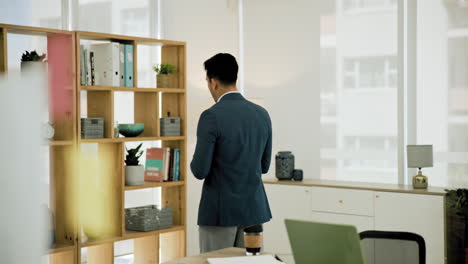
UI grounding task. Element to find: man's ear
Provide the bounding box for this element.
[211,78,218,90]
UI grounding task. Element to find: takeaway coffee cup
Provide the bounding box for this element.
[244,224,263,256]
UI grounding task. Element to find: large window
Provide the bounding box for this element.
[320,0,468,187]
[320,0,398,184]
[416,0,468,187]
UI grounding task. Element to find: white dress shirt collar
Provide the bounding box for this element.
[217,91,241,103]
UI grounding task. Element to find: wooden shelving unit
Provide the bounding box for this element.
[0,23,78,264]
[76,30,187,264]
[0,23,187,264]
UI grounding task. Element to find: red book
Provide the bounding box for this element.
[144,148,165,182]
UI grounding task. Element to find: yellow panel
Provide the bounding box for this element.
[51,145,78,244]
[79,143,123,241]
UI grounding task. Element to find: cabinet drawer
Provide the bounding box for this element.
[310,187,374,216]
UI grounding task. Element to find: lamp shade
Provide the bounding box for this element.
[407,145,433,168]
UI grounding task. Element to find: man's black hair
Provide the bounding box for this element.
[204,53,238,86]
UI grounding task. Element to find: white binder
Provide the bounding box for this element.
[89,42,120,86]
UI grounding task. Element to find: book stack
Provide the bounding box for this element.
[81,118,104,138]
[80,43,134,87]
[144,147,181,182]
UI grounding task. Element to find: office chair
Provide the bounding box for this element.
[359,231,426,264]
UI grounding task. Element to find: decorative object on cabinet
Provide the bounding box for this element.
[153,63,176,88]
[407,145,433,189]
[118,123,144,137]
[125,143,144,186]
[275,151,294,180]
[446,188,468,264]
[81,118,104,138]
[292,169,303,181]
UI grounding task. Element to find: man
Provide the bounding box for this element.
[191,53,273,253]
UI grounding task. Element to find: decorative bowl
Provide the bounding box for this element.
[118,123,145,137]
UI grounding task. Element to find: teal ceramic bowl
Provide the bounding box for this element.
[118,123,145,137]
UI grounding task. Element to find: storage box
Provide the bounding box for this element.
[125,205,173,232]
[160,117,181,137]
[81,118,104,138]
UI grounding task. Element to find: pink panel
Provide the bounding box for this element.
[47,34,74,120]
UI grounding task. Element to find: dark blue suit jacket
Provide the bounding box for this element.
[191,92,272,226]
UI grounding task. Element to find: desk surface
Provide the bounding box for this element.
[162,247,290,264]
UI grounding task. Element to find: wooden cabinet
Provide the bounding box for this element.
[263,182,446,263]
[263,184,310,254]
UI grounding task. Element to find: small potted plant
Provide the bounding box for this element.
[153,63,176,88]
[21,50,46,72]
[125,143,144,186]
[446,188,468,263]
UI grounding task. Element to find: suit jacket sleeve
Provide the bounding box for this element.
[191,110,217,180]
[261,113,272,174]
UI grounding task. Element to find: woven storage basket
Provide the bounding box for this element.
[125,205,173,232]
[81,118,104,138]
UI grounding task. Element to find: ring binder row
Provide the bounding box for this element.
[80,43,134,87]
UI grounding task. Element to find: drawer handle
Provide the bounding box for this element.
[338,200,343,204]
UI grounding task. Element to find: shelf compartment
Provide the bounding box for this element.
[160,229,185,263]
[160,46,185,89]
[86,243,113,264]
[134,92,159,137]
[49,247,75,264]
[125,181,185,191]
[161,93,186,137]
[82,90,114,139]
[162,184,185,227]
[134,234,159,264]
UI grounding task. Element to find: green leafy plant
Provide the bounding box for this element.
[446,188,468,217]
[21,50,46,62]
[125,143,143,166]
[152,63,176,75]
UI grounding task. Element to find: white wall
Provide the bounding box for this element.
[161,0,239,255]
[243,0,321,178]
[162,0,321,255]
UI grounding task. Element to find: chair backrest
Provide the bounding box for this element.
[285,219,364,264]
[359,231,426,264]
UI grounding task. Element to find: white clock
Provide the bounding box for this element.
[42,121,55,140]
